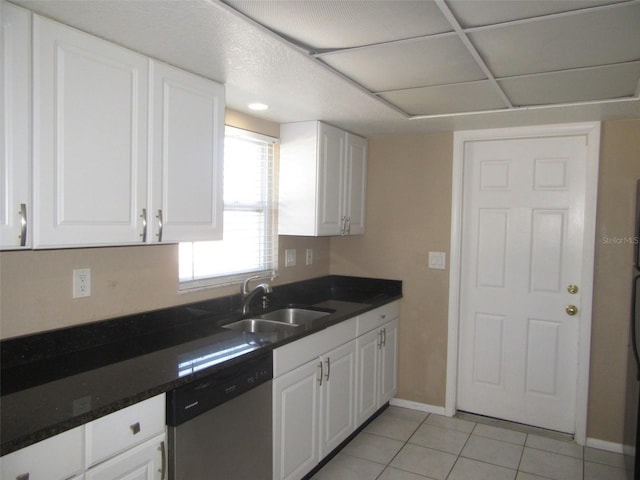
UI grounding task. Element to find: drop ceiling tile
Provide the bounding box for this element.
[469,2,640,77]
[224,0,452,50]
[321,35,486,93]
[379,81,507,116]
[500,62,640,106]
[447,0,628,28]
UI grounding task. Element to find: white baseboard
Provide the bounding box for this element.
[389,397,447,416]
[586,437,625,454]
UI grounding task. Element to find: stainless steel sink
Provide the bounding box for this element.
[259,307,332,324]
[223,318,299,333]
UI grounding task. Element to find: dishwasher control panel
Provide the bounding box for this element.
[166,350,273,426]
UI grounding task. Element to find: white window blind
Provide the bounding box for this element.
[179,126,277,289]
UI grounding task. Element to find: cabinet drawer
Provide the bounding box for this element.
[85,434,165,480]
[0,426,83,480]
[274,317,357,377]
[356,302,400,336]
[85,394,165,467]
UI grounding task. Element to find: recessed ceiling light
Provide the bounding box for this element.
[248,103,269,111]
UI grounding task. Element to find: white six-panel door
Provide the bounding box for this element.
[457,135,588,433]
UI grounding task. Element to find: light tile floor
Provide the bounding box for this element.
[311,407,631,480]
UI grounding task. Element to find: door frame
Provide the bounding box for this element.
[445,122,601,445]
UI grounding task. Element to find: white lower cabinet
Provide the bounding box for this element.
[319,341,357,458]
[273,319,357,480]
[0,394,166,480]
[356,318,399,425]
[379,319,399,405]
[0,426,84,480]
[273,340,356,480]
[85,395,165,468]
[85,434,166,480]
[273,358,320,480]
[273,301,400,480]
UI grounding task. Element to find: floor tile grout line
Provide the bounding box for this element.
[443,421,477,480]
[515,432,528,477]
[372,411,433,480]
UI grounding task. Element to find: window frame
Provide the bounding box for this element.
[178,126,278,291]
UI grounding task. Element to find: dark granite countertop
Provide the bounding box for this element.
[0,275,401,456]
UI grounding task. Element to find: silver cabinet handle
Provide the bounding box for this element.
[318,360,323,386]
[346,216,351,235]
[377,330,383,349]
[18,203,27,246]
[325,357,331,382]
[158,440,167,480]
[156,209,163,242]
[340,216,346,236]
[140,208,147,242]
[382,328,386,347]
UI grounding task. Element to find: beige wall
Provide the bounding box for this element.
[588,118,640,442]
[330,132,453,406]
[330,119,640,445]
[0,110,330,339]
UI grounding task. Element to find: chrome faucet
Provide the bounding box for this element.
[241,275,272,314]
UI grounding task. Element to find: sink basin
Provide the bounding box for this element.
[259,307,332,324]
[223,319,299,333]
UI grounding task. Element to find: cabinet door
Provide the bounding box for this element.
[320,340,356,458]
[85,434,166,480]
[33,15,148,248]
[1,2,31,249]
[356,328,380,426]
[0,426,84,480]
[344,133,367,235]
[150,61,224,243]
[379,318,399,407]
[273,359,320,480]
[316,123,345,236]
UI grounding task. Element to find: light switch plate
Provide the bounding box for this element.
[285,249,297,267]
[305,248,313,266]
[428,251,446,270]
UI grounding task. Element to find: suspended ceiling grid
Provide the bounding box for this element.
[224,0,640,118]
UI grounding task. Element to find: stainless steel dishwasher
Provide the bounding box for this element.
[166,350,273,480]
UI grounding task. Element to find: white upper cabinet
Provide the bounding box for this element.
[279,121,367,236]
[344,133,367,235]
[32,15,149,248]
[1,2,31,249]
[28,14,225,248]
[149,61,224,243]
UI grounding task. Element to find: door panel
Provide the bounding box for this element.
[472,313,504,387]
[273,360,319,480]
[320,341,356,457]
[33,15,148,247]
[150,61,224,242]
[317,123,344,236]
[476,209,509,288]
[458,135,587,433]
[530,210,566,293]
